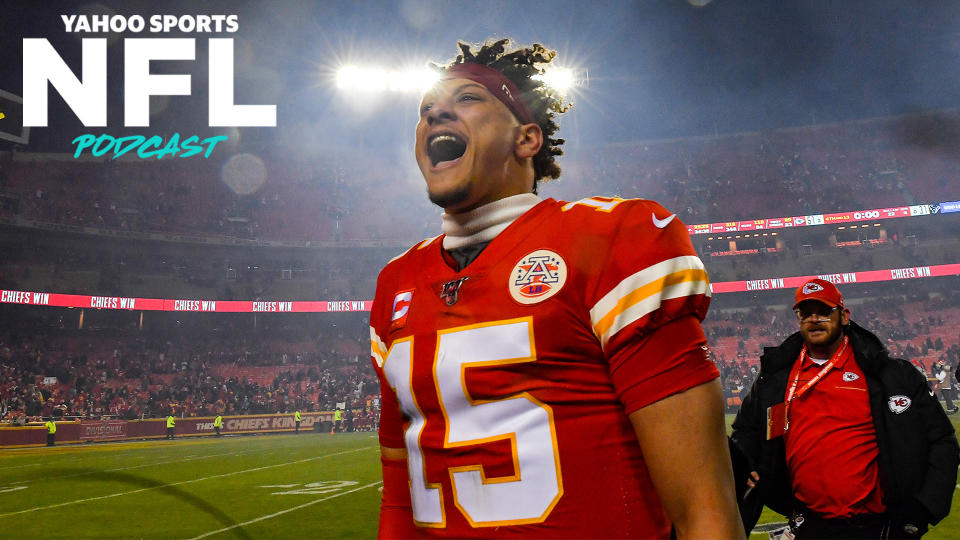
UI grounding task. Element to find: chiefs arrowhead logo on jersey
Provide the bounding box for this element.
[390,290,413,331]
[509,249,567,305]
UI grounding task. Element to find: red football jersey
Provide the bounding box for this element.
[370,197,718,538]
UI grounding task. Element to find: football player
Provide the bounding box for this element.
[370,39,743,538]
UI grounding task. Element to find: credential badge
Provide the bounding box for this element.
[509,249,567,305]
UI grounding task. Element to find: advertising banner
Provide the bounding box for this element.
[710,263,960,294]
[686,202,935,235]
[127,412,336,439]
[4,264,959,312]
[940,200,960,214]
[0,290,372,313]
[80,419,129,441]
[1,413,340,448]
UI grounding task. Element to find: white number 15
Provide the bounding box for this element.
[383,318,563,528]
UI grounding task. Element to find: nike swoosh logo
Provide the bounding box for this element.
[652,213,677,229]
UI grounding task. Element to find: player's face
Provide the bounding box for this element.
[796,300,849,354]
[416,78,524,213]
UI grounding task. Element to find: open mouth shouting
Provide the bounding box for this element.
[426,132,467,169]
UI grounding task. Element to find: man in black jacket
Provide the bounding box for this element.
[731,278,958,538]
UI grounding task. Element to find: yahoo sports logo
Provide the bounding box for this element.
[23,15,275,160]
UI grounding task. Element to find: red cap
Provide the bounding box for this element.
[793,278,843,309]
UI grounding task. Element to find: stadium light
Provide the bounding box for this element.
[335,66,439,93]
[335,65,586,96]
[532,68,576,95]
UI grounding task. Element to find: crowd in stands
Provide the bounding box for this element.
[520,114,955,226]
[0,230,393,302]
[706,285,960,410]
[1,210,953,308]
[2,283,957,425]
[1,110,958,431]
[1,113,957,246]
[0,312,379,427]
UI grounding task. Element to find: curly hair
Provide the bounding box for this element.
[442,39,571,193]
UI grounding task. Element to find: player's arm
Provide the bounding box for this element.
[376,389,416,539]
[629,378,744,539]
[585,200,742,537]
[381,445,407,460]
[379,445,417,539]
[371,321,417,538]
[609,314,743,538]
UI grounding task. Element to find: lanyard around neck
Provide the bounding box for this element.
[784,335,849,431]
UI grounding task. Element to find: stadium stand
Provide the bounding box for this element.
[1,113,957,243]
[0,308,378,425]
[2,111,958,430]
[706,279,960,408]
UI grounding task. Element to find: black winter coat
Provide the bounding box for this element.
[730,321,959,532]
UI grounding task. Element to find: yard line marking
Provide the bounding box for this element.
[0,462,45,471]
[189,481,382,539]
[11,449,244,485]
[0,446,376,518]
[14,439,316,484]
[0,456,81,471]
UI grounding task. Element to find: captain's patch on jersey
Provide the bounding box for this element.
[390,290,413,331]
[509,249,567,305]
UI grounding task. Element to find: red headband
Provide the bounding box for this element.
[443,63,536,125]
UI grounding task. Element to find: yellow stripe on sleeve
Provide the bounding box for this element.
[370,326,388,367]
[589,256,710,349]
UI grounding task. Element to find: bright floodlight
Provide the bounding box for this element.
[336,66,439,93]
[336,64,586,96]
[533,68,576,95]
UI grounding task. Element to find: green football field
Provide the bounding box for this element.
[0,432,383,538]
[1,418,959,538]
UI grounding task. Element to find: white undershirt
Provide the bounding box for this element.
[810,357,829,366]
[441,193,541,250]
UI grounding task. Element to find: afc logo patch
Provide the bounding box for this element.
[509,249,567,305]
[390,290,413,331]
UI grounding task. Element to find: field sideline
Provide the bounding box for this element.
[0,432,382,538]
[1,418,959,538]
